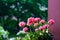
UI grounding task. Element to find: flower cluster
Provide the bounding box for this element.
[18,17,54,32]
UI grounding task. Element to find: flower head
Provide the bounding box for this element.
[27,17,35,26]
[23,27,28,32]
[39,26,44,31]
[40,20,45,24]
[19,21,26,27]
[48,19,55,25]
[43,24,49,29]
[34,18,40,23]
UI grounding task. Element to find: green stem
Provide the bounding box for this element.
[1,16,4,26]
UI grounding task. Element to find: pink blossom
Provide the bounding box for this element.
[40,20,45,24]
[39,26,44,31]
[27,17,35,26]
[23,27,28,32]
[43,24,49,29]
[28,17,35,22]
[19,21,26,27]
[34,18,40,23]
[48,19,55,25]
[34,23,38,27]
[27,21,32,26]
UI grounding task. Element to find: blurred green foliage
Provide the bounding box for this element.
[0,26,9,40]
[0,0,48,36]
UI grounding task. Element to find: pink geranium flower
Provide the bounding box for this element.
[48,19,55,25]
[27,17,35,26]
[39,26,44,31]
[23,27,28,32]
[19,21,26,27]
[43,24,49,29]
[40,20,45,24]
[34,18,40,23]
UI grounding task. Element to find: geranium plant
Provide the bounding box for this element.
[17,17,54,40]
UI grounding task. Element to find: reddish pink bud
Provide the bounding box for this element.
[43,24,49,29]
[40,20,45,24]
[23,27,28,32]
[19,21,26,27]
[48,19,55,25]
[39,26,44,31]
[34,18,40,23]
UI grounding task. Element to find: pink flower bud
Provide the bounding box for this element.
[43,24,49,29]
[39,26,44,31]
[40,20,45,24]
[34,18,40,23]
[19,21,26,27]
[23,27,28,32]
[48,19,55,25]
[34,23,38,27]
